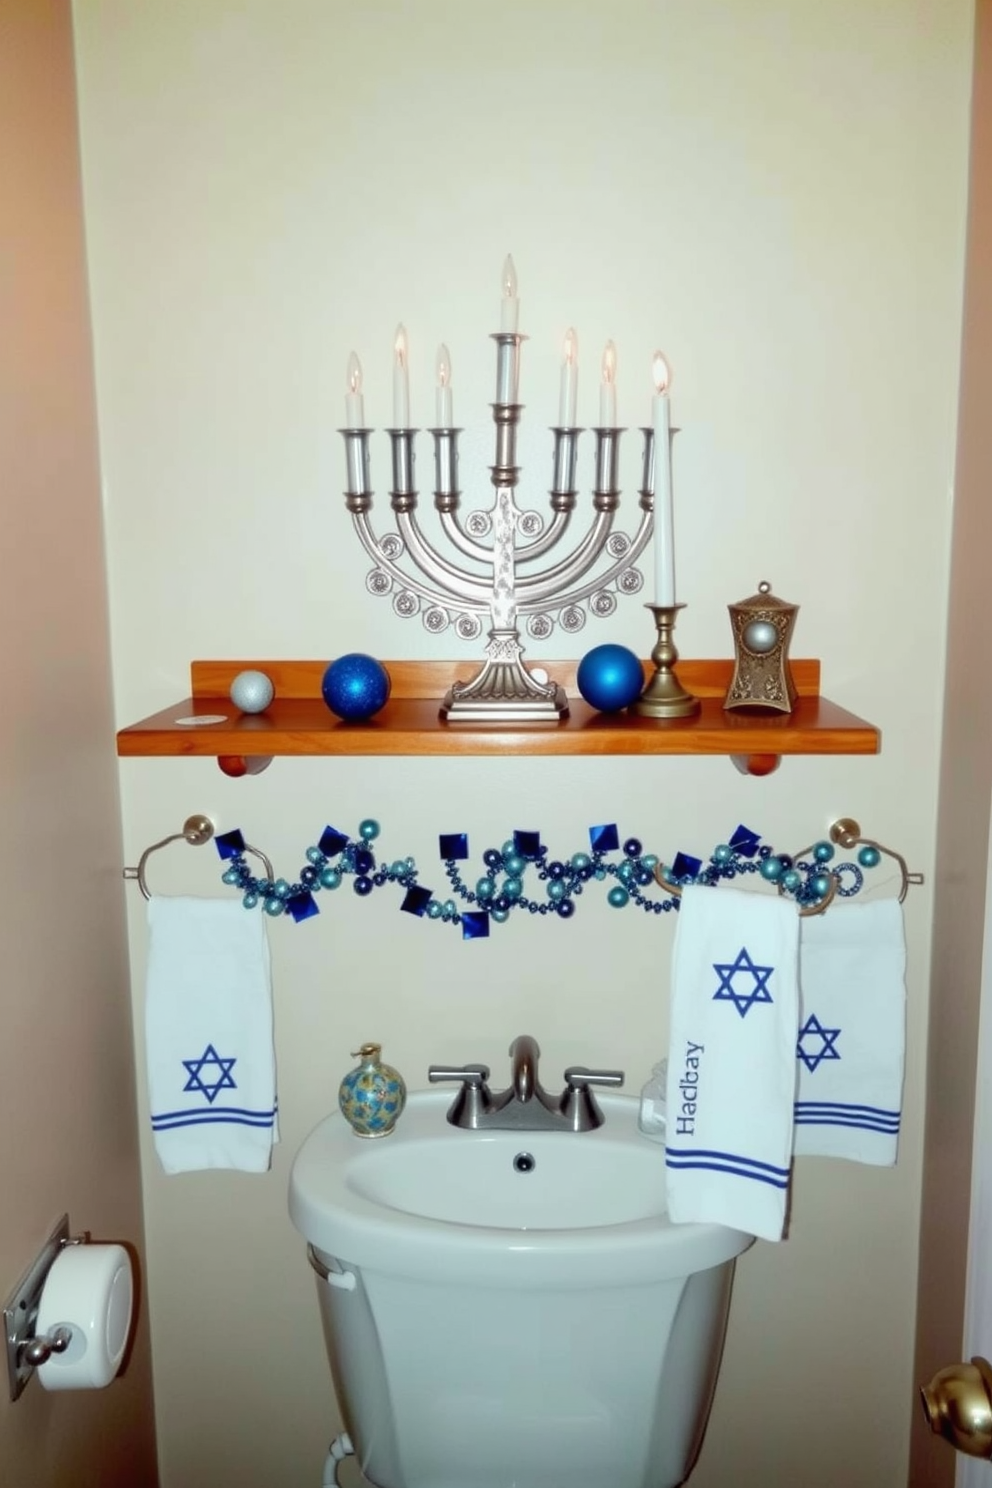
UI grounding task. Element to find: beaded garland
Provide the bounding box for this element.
[214,820,883,940]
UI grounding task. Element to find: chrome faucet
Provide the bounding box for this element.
[429,1035,624,1132]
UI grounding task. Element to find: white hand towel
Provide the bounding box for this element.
[146,897,278,1174]
[793,898,905,1165]
[665,886,799,1241]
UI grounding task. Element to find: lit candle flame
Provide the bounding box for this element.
[601,339,617,387]
[394,324,408,370]
[436,343,451,387]
[347,351,363,394]
[502,254,518,301]
[652,350,671,395]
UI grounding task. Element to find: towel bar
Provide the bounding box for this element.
[123,815,274,900]
[654,817,923,916]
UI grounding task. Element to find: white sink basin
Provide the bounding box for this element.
[289,1089,752,1286]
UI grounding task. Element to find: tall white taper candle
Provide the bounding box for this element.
[500,255,519,332]
[345,352,365,427]
[599,340,617,427]
[559,328,578,426]
[393,324,410,427]
[651,351,675,607]
[435,344,453,428]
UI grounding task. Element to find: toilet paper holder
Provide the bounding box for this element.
[4,1214,87,1400]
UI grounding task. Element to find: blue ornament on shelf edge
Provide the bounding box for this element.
[576,643,644,714]
[322,653,392,721]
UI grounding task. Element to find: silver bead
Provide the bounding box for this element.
[230,669,275,713]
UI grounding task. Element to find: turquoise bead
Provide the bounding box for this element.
[491,906,510,923]
[274,878,291,898]
[642,853,659,870]
[608,886,630,908]
[782,869,801,892]
[759,857,784,882]
[427,901,442,919]
[813,841,835,863]
[504,877,523,900]
[359,819,381,841]
[504,852,526,877]
[243,891,259,909]
[475,878,495,901]
[571,852,591,871]
[811,873,833,898]
[858,845,881,868]
[548,879,566,901]
[319,867,342,890]
[306,846,324,864]
[263,897,285,916]
[713,844,732,864]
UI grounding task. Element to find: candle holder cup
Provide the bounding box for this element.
[630,604,700,719]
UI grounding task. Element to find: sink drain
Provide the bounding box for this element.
[513,1152,536,1173]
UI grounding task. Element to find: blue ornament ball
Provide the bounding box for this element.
[321,653,392,721]
[576,644,644,713]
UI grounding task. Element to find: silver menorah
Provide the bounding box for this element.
[341,329,662,722]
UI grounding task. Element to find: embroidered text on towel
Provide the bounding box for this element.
[675,1041,705,1136]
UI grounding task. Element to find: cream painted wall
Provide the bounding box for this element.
[72,2,971,1485]
[0,0,156,1482]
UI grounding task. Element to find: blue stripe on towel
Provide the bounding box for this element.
[794,1101,900,1133]
[152,1105,277,1130]
[665,1145,791,1189]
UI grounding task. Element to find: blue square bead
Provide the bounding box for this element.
[589,823,620,853]
[672,851,703,881]
[215,829,247,860]
[439,833,469,861]
[461,911,490,940]
[319,826,350,857]
[513,830,542,858]
[287,892,319,923]
[729,824,762,858]
[401,886,433,917]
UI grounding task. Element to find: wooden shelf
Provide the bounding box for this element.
[116,659,880,775]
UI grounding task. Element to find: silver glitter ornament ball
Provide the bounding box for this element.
[230,669,275,714]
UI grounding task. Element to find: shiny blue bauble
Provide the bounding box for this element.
[321,653,392,721]
[576,644,644,713]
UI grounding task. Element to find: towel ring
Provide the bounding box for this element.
[828,818,924,904]
[123,814,274,901]
[653,862,838,918]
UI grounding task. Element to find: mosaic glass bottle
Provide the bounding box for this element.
[338,1042,407,1138]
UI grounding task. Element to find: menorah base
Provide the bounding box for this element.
[440,644,569,723]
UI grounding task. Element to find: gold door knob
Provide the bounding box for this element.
[920,1356,992,1458]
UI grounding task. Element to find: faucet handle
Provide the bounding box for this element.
[563,1066,625,1090]
[428,1064,493,1129]
[560,1066,626,1133]
[428,1063,491,1086]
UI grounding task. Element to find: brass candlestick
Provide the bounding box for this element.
[630,604,700,719]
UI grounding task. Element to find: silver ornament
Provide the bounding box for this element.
[742,619,779,655]
[230,669,274,713]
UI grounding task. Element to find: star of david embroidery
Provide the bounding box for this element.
[182,1043,238,1104]
[712,946,775,1017]
[796,1013,841,1072]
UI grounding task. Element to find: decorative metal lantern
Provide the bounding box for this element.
[724,579,799,714]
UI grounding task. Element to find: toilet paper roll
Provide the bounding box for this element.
[36,1244,133,1391]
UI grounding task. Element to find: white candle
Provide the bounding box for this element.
[599,340,617,427]
[559,328,578,427]
[435,344,453,427]
[652,350,676,607]
[500,254,519,332]
[345,351,365,427]
[393,323,410,427]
